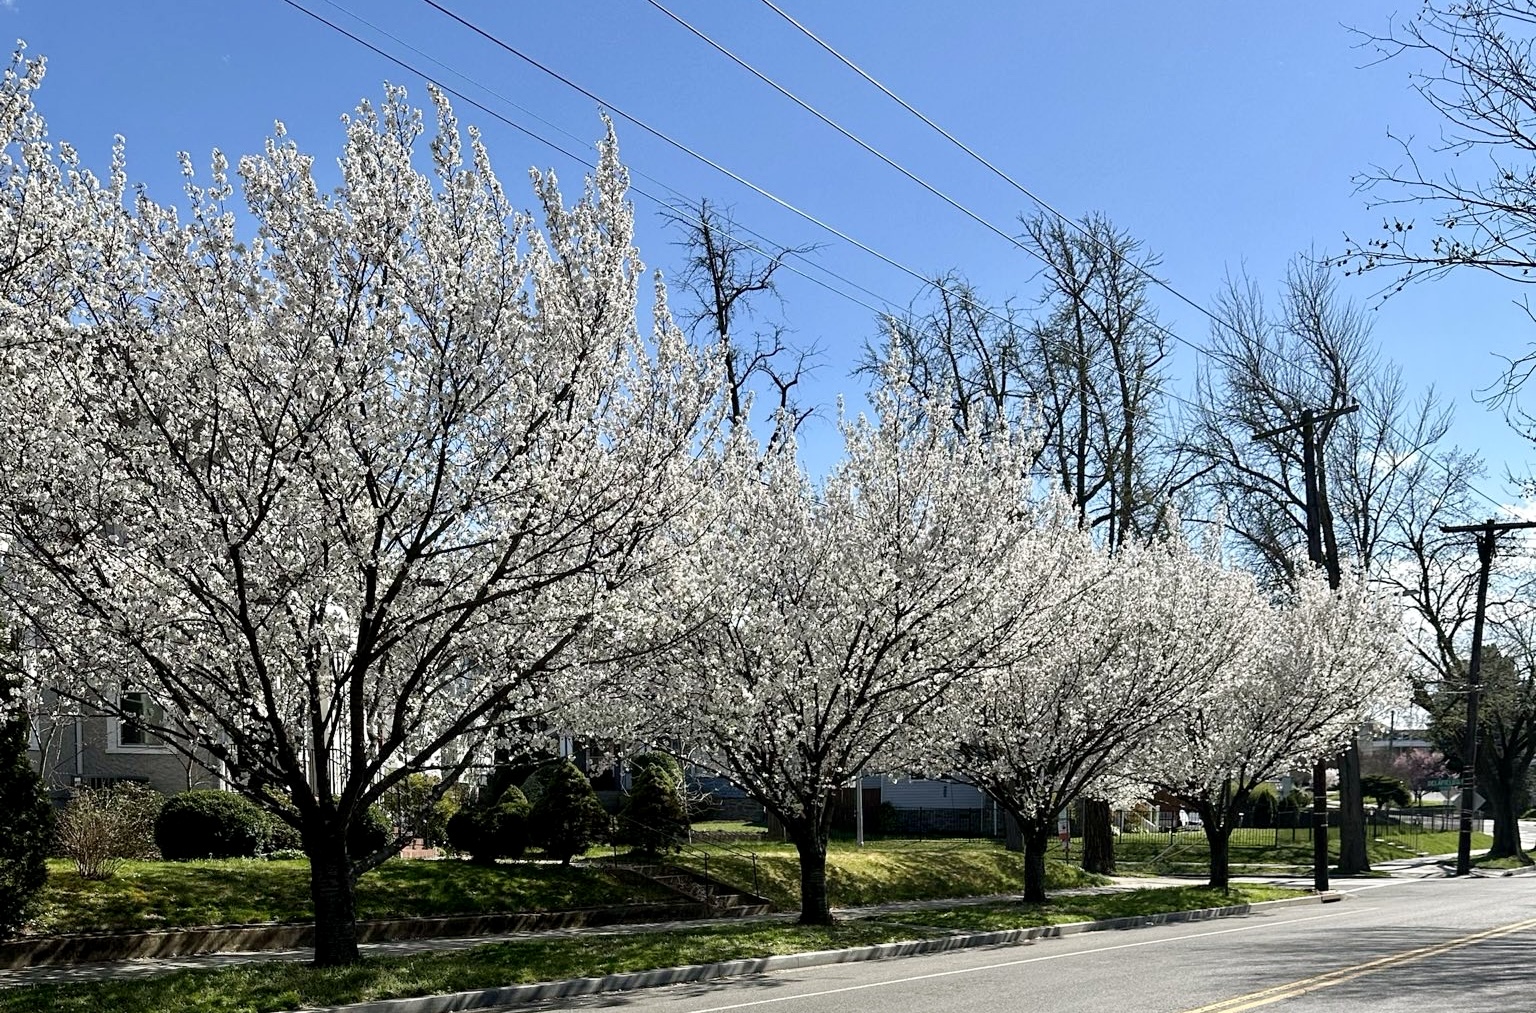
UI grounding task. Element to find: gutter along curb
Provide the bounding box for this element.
[300,893,1332,1013]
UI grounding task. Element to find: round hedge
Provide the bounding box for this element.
[155,790,267,860]
[348,804,394,858]
[445,786,530,863]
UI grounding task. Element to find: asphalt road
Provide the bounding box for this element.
[516,878,1536,1013]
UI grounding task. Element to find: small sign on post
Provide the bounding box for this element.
[1058,813,1070,859]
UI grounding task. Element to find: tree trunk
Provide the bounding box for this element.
[308,825,360,966]
[1022,822,1050,902]
[785,819,833,925]
[1203,822,1233,892]
[1335,743,1370,874]
[1081,798,1116,875]
[1483,771,1528,861]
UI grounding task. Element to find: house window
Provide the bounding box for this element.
[111,691,168,752]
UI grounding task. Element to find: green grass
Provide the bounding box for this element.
[0,886,1303,1013]
[865,884,1305,933]
[676,838,1106,910]
[689,820,768,835]
[1470,854,1535,870]
[28,858,672,936]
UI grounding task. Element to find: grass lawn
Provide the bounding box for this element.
[0,885,1305,1013]
[675,838,1106,910]
[28,858,672,937]
[864,884,1304,933]
[1470,854,1535,870]
[1112,828,1494,873]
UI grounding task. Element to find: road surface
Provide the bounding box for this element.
[515,877,1536,1013]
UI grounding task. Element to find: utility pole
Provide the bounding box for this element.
[1253,403,1359,894]
[1438,518,1536,876]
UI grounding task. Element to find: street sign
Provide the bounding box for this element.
[1428,778,1460,790]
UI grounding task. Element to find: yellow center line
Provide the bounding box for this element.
[1183,915,1536,1012]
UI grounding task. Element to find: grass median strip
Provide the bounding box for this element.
[0,885,1306,1013]
[861,885,1304,934]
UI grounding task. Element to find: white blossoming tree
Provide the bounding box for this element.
[0,54,721,965]
[1147,566,1405,890]
[611,386,1050,924]
[938,533,1249,902]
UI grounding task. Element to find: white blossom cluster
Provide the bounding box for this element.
[0,53,721,838]
[0,49,1405,915]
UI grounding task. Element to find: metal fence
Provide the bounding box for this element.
[1122,809,1486,851]
[859,806,1007,840]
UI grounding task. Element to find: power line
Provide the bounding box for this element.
[296,0,1508,519]
[413,0,953,298]
[280,0,899,324]
[404,3,1250,419]
[635,0,1240,371]
[739,0,1512,515]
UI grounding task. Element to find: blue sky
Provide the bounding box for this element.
[7,1,1530,507]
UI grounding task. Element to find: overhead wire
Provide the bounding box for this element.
[286,1,1219,424]
[281,0,901,324]
[291,0,1510,521]
[723,0,1511,517]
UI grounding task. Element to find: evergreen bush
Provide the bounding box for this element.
[618,764,688,856]
[0,705,53,937]
[529,759,609,864]
[445,786,530,863]
[1248,783,1279,828]
[347,804,395,859]
[155,790,267,859]
[518,762,561,809]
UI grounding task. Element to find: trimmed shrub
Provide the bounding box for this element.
[264,814,304,853]
[1248,783,1279,829]
[445,804,489,861]
[519,763,561,809]
[490,788,533,859]
[156,790,267,860]
[1279,787,1313,814]
[629,751,683,790]
[347,804,395,859]
[618,765,688,856]
[55,782,162,880]
[445,787,531,863]
[1361,773,1411,809]
[0,707,53,937]
[529,759,609,864]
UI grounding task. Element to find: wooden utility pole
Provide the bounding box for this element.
[1438,518,1536,876]
[1253,403,1359,894]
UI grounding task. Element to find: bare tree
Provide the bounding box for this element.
[863,212,1192,872]
[663,198,820,441]
[1343,2,1536,425]
[865,213,1190,549]
[1021,213,1189,551]
[1189,254,1468,873]
[870,271,1040,435]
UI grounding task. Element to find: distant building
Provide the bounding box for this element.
[27,689,221,799]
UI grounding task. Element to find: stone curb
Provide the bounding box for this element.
[299,893,1331,1013]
